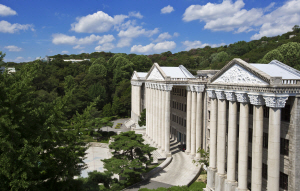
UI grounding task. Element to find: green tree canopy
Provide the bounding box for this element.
[102,131,156,185]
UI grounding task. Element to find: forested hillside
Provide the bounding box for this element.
[2,27,300,118]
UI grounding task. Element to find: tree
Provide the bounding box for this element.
[0,51,5,65]
[92,57,106,66]
[89,64,107,78]
[292,25,299,32]
[102,131,156,185]
[193,148,209,172]
[138,109,146,127]
[0,62,87,190]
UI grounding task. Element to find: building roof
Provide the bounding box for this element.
[251,60,300,80]
[160,65,195,78]
[136,72,147,78]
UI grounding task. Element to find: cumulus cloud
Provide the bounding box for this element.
[130,41,176,54]
[98,34,115,44]
[117,38,132,48]
[71,11,128,33]
[4,45,22,52]
[52,33,115,45]
[95,43,115,51]
[73,45,85,49]
[161,5,174,14]
[117,26,159,47]
[0,4,17,16]
[62,50,69,54]
[4,56,33,63]
[118,26,159,38]
[182,0,300,40]
[153,32,180,42]
[0,20,34,33]
[182,40,226,51]
[129,11,143,19]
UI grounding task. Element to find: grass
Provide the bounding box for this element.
[188,181,206,191]
[115,123,122,129]
[144,164,159,173]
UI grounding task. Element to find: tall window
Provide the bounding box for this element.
[280,172,288,190]
[263,105,269,118]
[249,105,253,115]
[248,156,252,170]
[263,132,268,149]
[280,138,289,156]
[262,163,268,179]
[249,128,253,143]
[281,105,290,122]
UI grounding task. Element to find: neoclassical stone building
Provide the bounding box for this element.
[127,58,300,191]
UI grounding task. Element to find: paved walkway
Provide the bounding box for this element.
[80,144,110,178]
[125,138,201,190]
[100,118,131,133]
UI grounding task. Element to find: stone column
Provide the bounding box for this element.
[161,87,166,152]
[196,86,204,159]
[206,89,217,190]
[224,92,238,191]
[165,84,172,156]
[154,85,159,147]
[236,92,250,191]
[215,90,227,191]
[248,94,265,191]
[263,95,288,191]
[158,86,162,149]
[186,86,192,154]
[150,84,154,141]
[191,89,197,156]
[137,85,141,116]
[145,84,148,136]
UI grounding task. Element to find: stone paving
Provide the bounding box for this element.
[125,138,201,190]
[100,118,131,133]
[80,145,110,178]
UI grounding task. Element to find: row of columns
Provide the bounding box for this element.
[186,85,205,158]
[145,82,172,156]
[131,81,142,118]
[205,89,288,191]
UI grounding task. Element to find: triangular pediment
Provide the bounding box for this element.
[146,63,166,80]
[131,72,138,80]
[211,59,270,85]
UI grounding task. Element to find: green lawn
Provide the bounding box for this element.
[188,181,206,191]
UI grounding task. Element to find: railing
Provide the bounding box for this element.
[282,79,300,85]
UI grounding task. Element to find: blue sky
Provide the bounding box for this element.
[1,0,300,63]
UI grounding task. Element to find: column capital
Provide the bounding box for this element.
[207,89,216,99]
[263,95,289,108]
[248,94,265,105]
[162,84,173,91]
[190,85,205,93]
[225,91,236,101]
[215,90,226,100]
[131,81,142,86]
[236,92,249,103]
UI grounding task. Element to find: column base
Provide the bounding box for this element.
[215,173,226,191]
[203,188,215,191]
[225,180,237,191]
[207,167,217,190]
[165,152,171,157]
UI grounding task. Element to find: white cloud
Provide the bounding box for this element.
[73,45,85,49]
[62,50,69,54]
[71,11,128,33]
[0,20,34,33]
[95,43,115,51]
[4,45,22,52]
[52,33,115,45]
[161,5,174,14]
[173,32,180,37]
[117,38,132,48]
[183,0,300,40]
[4,56,33,63]
[117,26,159,47]
[153,32,180,42]
[98,34,115,44]
[182,40,226,51]
[118,26,159,38]
[0,4,17,16]
[129,11,143,19]
[79,50,85,53]
[153,32,172,42]
[131,41,176,54]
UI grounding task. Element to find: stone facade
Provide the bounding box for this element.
[130,59,300,191]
